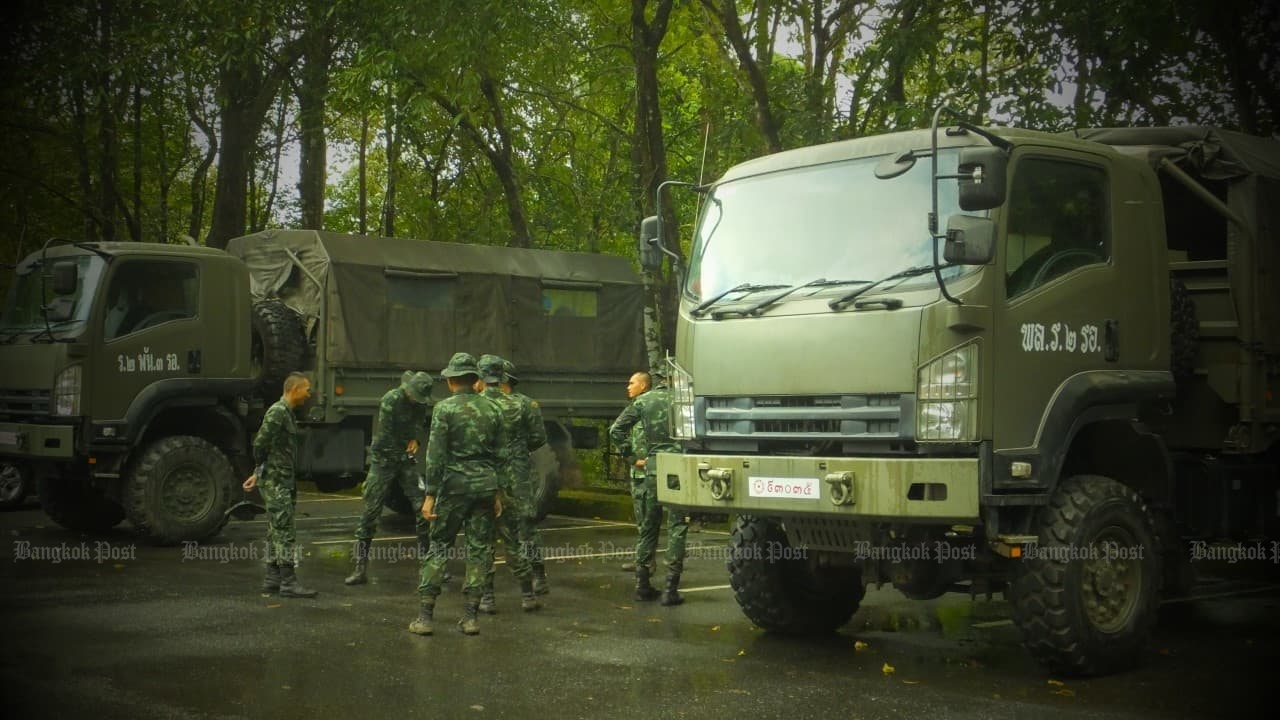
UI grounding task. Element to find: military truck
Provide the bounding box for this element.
[642,113,1279,676]
[0,229,645,544]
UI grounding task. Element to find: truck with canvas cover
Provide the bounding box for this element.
[641,114,1280,676]
[0,229,645,544]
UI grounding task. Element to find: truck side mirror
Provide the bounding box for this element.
[51,260,78,295]
[956,146,1008,211]
[943,215,996,265]
[638,215,662,272]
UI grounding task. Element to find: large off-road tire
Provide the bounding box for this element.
[1009,474,1162,676]
[39,472,125,532]
[0,460,31,510]
[530,444,563,522]
[250,300,307,399]
[1170,279,1198,381]
[126,436,235,545]
[728,515,865,635]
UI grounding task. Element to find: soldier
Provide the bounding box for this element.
[344,370,434,586]
[409,352,503,637]
[617,372,653,573]
[244,371,319,599]
[502,359,552,595]
[475,354,546,613]
[608,367,687,605]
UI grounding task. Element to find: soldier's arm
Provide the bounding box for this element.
[524,399,547,452]
[608,399,642,447]
[252,405,284,464]
[422,405,449,496]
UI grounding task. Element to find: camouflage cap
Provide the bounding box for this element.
[477,354,507,384]
[401,370,433,403]
[440,352,481,379]
[502,359,519,384]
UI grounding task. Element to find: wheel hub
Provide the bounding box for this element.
[1081,527,1141,633]
[161,464,215,523]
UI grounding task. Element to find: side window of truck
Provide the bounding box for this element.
[103,262,199,340]
[1005,159,1109,298]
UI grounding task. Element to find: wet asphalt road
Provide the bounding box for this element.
[1,491,1277,720]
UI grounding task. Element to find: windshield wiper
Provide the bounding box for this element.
[829,265,952,310]
[739,278,871,316]
[689,283,788,318]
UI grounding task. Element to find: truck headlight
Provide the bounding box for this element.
[916,343,978,442]
[53,364,82,417]
[668,358,696,440]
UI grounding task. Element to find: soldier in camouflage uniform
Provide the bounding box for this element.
[344,371,434,586]
[608,367,687,605]
[244,372,319,599]
[409,352,502,637]
[501,359,551,594]
[617,372,652,573]
[475,354,546,613]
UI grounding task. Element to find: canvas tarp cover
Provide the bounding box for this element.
[1071,126,1280,182]
[225,230,645,372]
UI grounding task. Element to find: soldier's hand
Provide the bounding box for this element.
[421,495,437,521]
[407,439,419,455]
[494,494,503,518]
[242,474,257,491]
[634,459,646,469]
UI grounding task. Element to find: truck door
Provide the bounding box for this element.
[990,151,1132,487]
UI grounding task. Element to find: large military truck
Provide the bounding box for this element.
[0,229,645,544]
[643,115,1279,676]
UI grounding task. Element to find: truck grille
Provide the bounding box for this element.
[703,394,907,440]
[0,389,51,419]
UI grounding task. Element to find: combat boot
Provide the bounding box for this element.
[531,565,550,596]
[458,600,481,635]
[479,588,498,615]
[661,572,684,606]
[278,564,319,599]
[520,579,542,611]
[408,601,435,635]
[261,562,281,594]
[344,540,369,586]
[634,566,660,602]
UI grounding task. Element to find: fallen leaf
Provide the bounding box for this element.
[1047,679,1065,687]
[647,618,663,624]
[737,649,746,656]
[882,662,895,675]
[1158,648,1172,656]
[902,680,920,685]
[854,640,869,651]
[577,633,589,638]
[1051,689,1075,698]
[341,603,353,608]
[267,603,282,609]
[470,704,485,711]
[711,625,721,631]
[726,689,750,695]
[282,685,292,690]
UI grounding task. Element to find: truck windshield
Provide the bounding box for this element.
[685,148,974,302]
[0,255,106,340]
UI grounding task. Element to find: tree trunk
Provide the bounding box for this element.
[382,84,398,237]
[702,0,783,154]
[632,0,679,365]
[358,113,368,236]
[71,80,97,242]
[129,81,143,241]
[478,72,531,248]
[297,20,332,230]
[95,0,117,242]
[186,88,217,243]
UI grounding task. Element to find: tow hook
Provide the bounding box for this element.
[825,472,855,506]
[697,462,734,501]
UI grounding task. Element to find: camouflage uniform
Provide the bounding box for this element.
[476,355,549,612]
[346,371,434,586]
[608,374,686,604]
[412,353,501,636]
[508,371,550,592]
[253,391,318,598]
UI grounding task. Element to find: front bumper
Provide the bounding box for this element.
[656,452,979,522]
[0,421,76,460]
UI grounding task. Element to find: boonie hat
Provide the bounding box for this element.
[401,371,433,402]
[502,360,519,384]
[441,352,481,379]
[477,354,507,384]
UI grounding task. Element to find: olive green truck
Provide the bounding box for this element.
[0,229,644,543]
[644,116,1279,675]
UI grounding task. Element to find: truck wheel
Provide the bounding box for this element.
[1009,474,1161,676]
[728,515,865,635]
[0,461,31,510]
[530,445,562,522]
[39,472,125,532]
[250,300,307,398]
[1170,279,1197,381]
[126,436,235,545]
